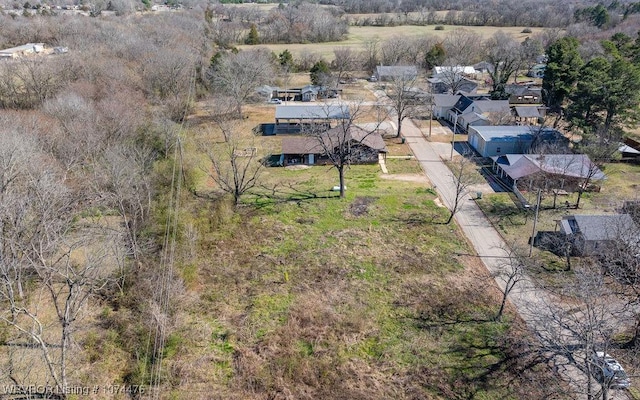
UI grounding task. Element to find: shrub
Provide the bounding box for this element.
[522,28,532,33]
[435,25,444,30]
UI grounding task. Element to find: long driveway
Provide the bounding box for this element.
[400,118,630,400]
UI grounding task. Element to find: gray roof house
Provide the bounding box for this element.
[558,214,638,256]
[274,105,350,133]
[432,94,460,119]
[447,95,510,133]
[279,125,387,166]
[491,153,605,190]
[468,126,563,157]
[513,106,544,124]
[374,65,418,81]
[428,75,478,94]
[473,61,494,74]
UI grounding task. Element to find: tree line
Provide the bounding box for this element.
[0,10,210,395]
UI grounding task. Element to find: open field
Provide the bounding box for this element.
[240,24,546,61]
[168,151,559,399]
[156,91,568,398]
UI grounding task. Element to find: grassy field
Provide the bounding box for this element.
[161,160,560,399]
[138,83,566,397]
[240,24,545,61]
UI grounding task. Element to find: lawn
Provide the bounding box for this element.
[161,159,560,399]
[152,95,564,398]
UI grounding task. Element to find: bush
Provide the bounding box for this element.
[434,25,444,30]
[522,28,532,33]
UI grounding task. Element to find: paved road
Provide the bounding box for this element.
[400,118,630,400]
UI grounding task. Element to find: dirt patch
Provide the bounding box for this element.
[349,196,377,216]
[380,173,430,184]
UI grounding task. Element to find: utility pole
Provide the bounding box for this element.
[429,104,433,138]
[529,188,542,257]
[450,112,458,160]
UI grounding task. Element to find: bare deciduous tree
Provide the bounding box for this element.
[0,131,117,394]
[443,29,481,66]
[209,49,274,119]
[386,73,422,138]
[598,220,640,348]
[493,243,533,321]
[530,264,623,400]
[201,122,265,205]
[332,46,358,83]
[304,102,383,199]
[445,155,481,224]
[484,31,524,99]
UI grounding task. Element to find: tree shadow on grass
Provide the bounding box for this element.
[418,316,566,399]
[191,184,341,209]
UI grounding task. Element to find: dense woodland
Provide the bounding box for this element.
[0,0,639,398]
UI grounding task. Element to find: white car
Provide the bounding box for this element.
[268,98,282,104]
[591,352,630,389]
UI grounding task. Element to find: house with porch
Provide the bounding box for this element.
[278,125,387,166]
[513,106,544,125]
[432,94,460,119]
[491,153,605,191]
[447,94,510,133]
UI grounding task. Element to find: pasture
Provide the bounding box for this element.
[240,24,546,61]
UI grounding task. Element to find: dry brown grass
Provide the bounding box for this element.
[240,25,546,61]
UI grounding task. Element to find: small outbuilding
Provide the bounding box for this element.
[0,43,45,59]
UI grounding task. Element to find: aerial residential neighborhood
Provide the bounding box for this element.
[1,1,640,399]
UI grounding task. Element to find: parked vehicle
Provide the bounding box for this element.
[591,352,630,389]
[268,98,282,104]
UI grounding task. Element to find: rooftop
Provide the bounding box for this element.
[470,125,539,141]
[275,105,350,120]
[560,214,637,242]
[491,154,606,181]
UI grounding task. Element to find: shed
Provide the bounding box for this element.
[0,43,45,59]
